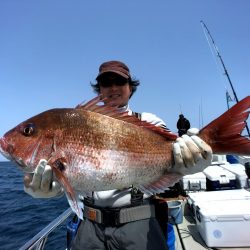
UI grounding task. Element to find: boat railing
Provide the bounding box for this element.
[19,208,73,250]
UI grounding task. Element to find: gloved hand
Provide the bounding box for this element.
[24,159,64,198]
[171,128,212,175]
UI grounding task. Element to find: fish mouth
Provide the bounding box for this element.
[0,137,33,173]
[0,137,12,160]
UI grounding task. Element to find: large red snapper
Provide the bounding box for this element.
[0,96,250,218]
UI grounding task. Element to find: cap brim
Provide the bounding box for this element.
[96,70,129,80]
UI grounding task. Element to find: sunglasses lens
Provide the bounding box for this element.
[100,82,112,87]
[100,78,128,87]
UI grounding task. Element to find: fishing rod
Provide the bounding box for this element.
[200,20,250,137]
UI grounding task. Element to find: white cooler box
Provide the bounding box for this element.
[203,165,237,191]
[238,155,250,165]
[221,163,248,188]
[181,172,206,191]
[211,154,228,165]
[195,199,250,247]
[187,189,250,216]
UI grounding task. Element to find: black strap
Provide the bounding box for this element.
[131,187,144,206]
[83,196,94,206]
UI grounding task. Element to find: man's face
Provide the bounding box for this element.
[99,73,132,107]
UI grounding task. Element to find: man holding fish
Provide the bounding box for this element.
[23,60,213,250]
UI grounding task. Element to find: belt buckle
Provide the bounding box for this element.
[102,209,120,226]
[87,207,97,222]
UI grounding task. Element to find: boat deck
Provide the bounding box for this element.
[174,202,250,250]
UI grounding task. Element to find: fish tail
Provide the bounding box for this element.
[199,96,250,156]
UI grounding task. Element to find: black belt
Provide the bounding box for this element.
[82,188,146,226]
[83,204,155,226]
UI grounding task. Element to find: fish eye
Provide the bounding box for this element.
[22,123,35,136]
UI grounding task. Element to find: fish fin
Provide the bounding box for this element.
[65,191,84,220]
[200,96,250,156]
[77,96,177,140]
[50,159,83,219]
[139,173,182,195]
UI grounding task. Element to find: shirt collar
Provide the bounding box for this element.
[117,104,132,115]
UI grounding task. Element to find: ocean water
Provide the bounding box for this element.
[0,161,71,250]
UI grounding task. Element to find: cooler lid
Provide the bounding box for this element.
[182,172,206,180]
[198,200,250,218]
[188,189,250,204]
[203,165,236,180]
[221,164,247,178]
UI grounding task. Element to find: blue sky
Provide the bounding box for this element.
[0,1,250,161]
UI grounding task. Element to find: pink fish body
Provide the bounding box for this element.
[0,105,175,192]
[0,96,250,218]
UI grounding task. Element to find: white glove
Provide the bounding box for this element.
[24,159,64,198]
[171,128,212,175]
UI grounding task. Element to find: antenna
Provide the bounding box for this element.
[199,97,204,129]
[179,104,182,114]
[200,20,250,137]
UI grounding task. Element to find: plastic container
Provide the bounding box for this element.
[211,154,228,165]
[226,154,239,164]
[195,199,250,247]
[188,189,250,216]
[66,215,81,249]
[221,163,248,188]
[238,155,250,165]
[181,172,206,191]
[167,223,175,250]
[203,165,236,191]
[167,200,183,224]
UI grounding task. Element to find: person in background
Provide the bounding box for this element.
[24,61,212,250]
[177,114,191,136]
